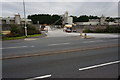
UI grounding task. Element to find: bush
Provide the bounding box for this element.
[94,28,104,33]
[27,25,41,35]
[8,24,24,37]
[5,24,41,37]
[104,26,120,33]
[83,29,93,33]
[83,26,120,33]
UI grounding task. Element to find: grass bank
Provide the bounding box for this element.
[2,34,42,40]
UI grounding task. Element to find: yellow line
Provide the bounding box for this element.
[1,44,119,60]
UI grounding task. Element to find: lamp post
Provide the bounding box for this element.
[23,0,27,38]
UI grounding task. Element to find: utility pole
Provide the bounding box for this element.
[23,0,27,37]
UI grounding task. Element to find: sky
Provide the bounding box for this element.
[1,0,120,18]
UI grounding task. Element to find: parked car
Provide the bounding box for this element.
[65,28,72,32]
[63,24,72,33]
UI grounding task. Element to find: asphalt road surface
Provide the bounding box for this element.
[2,30,119,79]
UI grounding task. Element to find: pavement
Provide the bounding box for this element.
[2,27,120,79]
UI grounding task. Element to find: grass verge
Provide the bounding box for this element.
[2,34,42,40]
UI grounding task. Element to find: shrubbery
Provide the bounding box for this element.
[27,25,40,35]
[7,24,24,37]
[6,24,41,37]
[83,26,120,33]
[83,29,94,33]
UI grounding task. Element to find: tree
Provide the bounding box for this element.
[28,14,62,25]
[106,17,115,22]
[77,15,89,22]
[71,16,78,22]
[89,15,100,19]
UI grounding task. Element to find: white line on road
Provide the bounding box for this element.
[25,74,52,80]
[83,40,103,43]
[24,38,38,41]
[79,60,120,71]
[1,45,35,49]
[48,43,70,46]
[83,39,118,43]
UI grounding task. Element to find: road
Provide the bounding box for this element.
[2,29,119,79]
[2,36,118,57]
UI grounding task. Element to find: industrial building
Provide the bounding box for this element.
[62,11,73,25]
[0,13,32,25]
[75,15,120,26]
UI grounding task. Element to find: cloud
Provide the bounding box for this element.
[0,3,2,16]
[1,2,118,18]
[2,2,24,17]
[2,0,120,2]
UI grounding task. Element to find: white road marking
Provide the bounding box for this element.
[111,39,118,41]
[83,40,103,43]
[1,45,35,49]
[24,38,38,41]
[79,60,120,71]
[31,45,35,47]
[48,43,70,46]
[26,74,52,80]
[83,39,118,43]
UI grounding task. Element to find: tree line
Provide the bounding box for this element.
[28,14,115,25]
[28,14,62,25]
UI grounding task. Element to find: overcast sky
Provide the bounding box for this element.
[1,0,120,18]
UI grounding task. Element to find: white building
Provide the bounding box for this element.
[74,15,119,26]
[100,15,106,25]
[108,22,119,25]
[75,22,99,25]
[105,18,120,25]
[67,17,73,25]
[75,18,100,25]
[89,19,100,22]
[0,14,32,24]
[62,11,73,25]
[83,22,99,25]
[114,18,120,23]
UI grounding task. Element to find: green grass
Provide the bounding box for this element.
[2,34,42,40]
[27,34,42,37]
